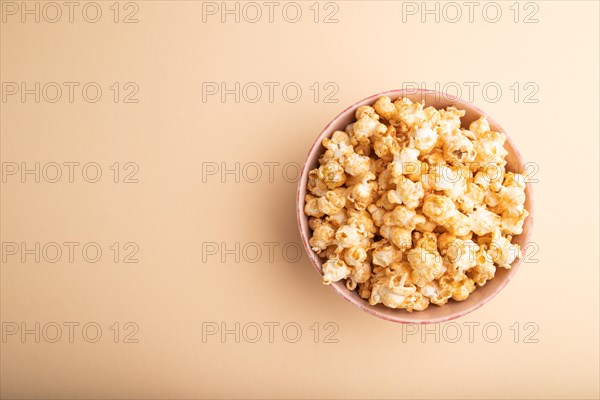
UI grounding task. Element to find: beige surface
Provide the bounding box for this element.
[1,1,598,399]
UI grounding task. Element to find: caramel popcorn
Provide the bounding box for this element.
[304,96,529,311]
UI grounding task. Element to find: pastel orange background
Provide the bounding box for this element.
[1,1,598,399]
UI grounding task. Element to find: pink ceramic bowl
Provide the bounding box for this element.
[296,89,534,324]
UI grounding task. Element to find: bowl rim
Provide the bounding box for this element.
[296,88,534,324]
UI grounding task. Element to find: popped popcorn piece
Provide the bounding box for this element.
[367,204,386,227]
[504,171,526,189]
[380,205,416,250]
[437,232,457,252]
[317,188,347,215]
[420,281,453,306]
[355,105,380,121]
[373,96,399,124]
[335,223,364,249]
[469,116,490,137]
[347,209,377,238]
[343,152,371,177]
[383,205,417,227]
[487,229,521,269]
[372,125,401,162]
[389,146,421,183]
[501,208,529,235]
[307,168,328,197]
[308,217,322,231]
[380,225,413,251]
[470,205,501,236]
[413,213,437,233]
[358,280,372,300]
[369,265,429,311]
[346,176,376,211]
[304,194,324,217]
[406,161,428,183]
[495,182,526,215]
[461,129,476,140]
[443,238,479,272]
[442,129,476,164]
[474,131,508,167]
[474,163,505,191]
[309,220,335,253]
[467,247,496,286]
[423,106,441,126]
[322,130,353,162]
[422,164,467,200]
[457,182,486,213]
[322,257,351,284]
[352,115,387,144]
[421,148,446,166]
[318,160,346,189]
[410,124,438,154]
[377,189,403,211]
[394,177,425,209]
[489,172,529,235]
[422,194,470,236]
[304,96,529,311]
[390,261,415,286]
[371,241,402,267]
[437,107,465,136]
[326,209,348,229]
[352,261,372,284]
[407,233,445,287]
[394,98,428,133]
[344,246,367,267]
[377,168,394,192]
[438,266,475,301]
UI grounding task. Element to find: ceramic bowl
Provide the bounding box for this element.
[296,89,534,324]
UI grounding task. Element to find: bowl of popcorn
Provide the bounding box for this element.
[297,89,533,323]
